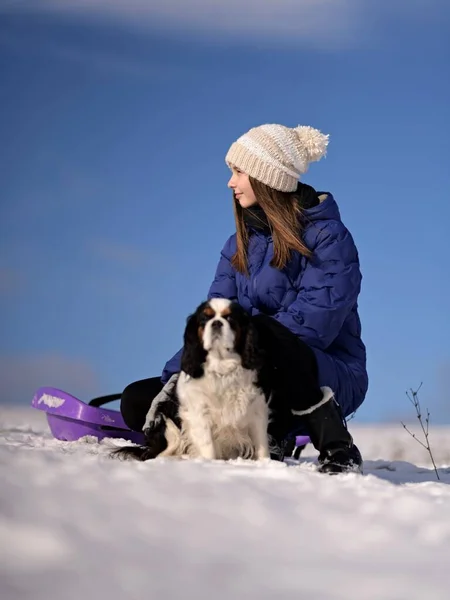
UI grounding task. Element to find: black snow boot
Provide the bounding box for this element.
[299,389,363,474]
[282,437,307,460]
[269,438,292,462]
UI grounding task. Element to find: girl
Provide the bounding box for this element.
[121,123,368,474]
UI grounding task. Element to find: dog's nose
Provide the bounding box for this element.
[211,320,223,330]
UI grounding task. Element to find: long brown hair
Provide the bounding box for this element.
[231,177,313,275]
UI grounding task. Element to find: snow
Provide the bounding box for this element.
[1,407,450,600]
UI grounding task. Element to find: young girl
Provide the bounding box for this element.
[120,123,368,474]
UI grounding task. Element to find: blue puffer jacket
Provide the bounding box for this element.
[162,193,368,417]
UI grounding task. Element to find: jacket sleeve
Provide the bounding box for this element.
[273,222,362,350]
[207,235,238,301]
[161,347,183,384]
[161,236,238,383]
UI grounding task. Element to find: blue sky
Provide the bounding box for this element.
[1,0,449,424]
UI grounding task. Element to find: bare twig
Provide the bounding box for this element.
[401,383,440,481]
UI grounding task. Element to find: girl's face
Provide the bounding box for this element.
[227,168,258,208]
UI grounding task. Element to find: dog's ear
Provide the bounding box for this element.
[181,313,207,378]
[241,320,266,371]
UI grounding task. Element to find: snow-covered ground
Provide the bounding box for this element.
[1,407,450,600]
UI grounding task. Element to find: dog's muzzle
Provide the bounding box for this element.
[211,320,223,335]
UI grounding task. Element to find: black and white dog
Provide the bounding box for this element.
[114,298,273,462]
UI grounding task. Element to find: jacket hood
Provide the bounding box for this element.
[304,192,342,223]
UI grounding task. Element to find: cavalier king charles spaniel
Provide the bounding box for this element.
[114,298,272,462]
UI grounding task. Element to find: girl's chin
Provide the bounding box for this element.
[237,197,255,208]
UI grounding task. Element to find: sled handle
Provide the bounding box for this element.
[88,393,122,408]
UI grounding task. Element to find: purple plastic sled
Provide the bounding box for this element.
[31,387,145,444]
[31,386,310,450]
[293,435,310,448]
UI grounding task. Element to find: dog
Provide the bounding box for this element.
[113,298,272,462]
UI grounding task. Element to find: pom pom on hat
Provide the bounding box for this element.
[293,125,329,163]
[225,123,329,192]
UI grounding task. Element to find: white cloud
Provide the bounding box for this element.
[5,0,365,49]
[4,1,445,50]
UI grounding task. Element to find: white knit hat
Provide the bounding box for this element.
[225,124,329,192]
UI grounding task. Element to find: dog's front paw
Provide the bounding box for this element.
[143,413,164,439]
[256,446,270,460]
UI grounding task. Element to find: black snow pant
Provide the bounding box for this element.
[120,314,324,443]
